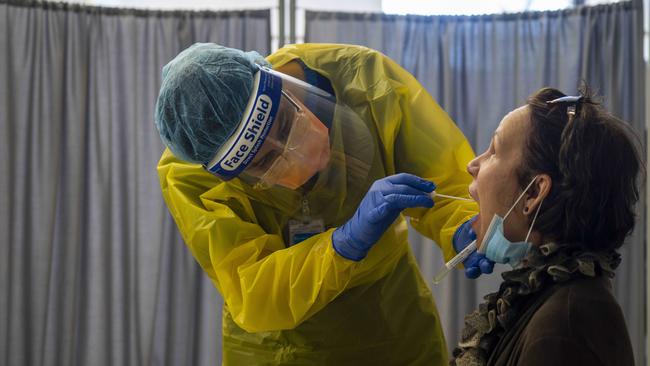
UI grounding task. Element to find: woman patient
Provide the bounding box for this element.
[452,86,642,366]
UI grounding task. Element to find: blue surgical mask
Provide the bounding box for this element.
[479,177,543,268]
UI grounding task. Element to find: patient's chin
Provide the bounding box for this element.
[474,213,488,251]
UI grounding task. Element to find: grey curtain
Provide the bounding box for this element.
[0,1,270,365]
[307,3,646,365]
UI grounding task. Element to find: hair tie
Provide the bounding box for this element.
[546,95,584,117]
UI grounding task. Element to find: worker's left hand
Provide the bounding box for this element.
[453,216,494,278]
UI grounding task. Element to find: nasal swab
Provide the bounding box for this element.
[433,224,488,285]
[429,191,477,284]
[433,239,479,284]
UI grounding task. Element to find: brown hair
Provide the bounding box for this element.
[518,86,644,251]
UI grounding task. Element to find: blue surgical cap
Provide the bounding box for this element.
[154,43,271,164]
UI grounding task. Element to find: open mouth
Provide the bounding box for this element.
[468,186,479,202]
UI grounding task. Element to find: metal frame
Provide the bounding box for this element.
[277,0,297,49]
[637,0,649,364]
[278,0,285,48]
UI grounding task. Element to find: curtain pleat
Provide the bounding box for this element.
[0,2,271,365]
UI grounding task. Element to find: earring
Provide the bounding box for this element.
[523,207,530,214]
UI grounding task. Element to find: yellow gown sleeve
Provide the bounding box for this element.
[356,49,479,262]
[157,149,408,332]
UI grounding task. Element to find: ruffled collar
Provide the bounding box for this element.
[450,242,621,366]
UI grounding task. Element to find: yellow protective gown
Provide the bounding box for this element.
[157,43,478,365]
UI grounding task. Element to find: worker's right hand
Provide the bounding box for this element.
[453,216,494,278]
[332,173,435,261]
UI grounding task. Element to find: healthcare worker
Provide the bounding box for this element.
[155,43,489,365]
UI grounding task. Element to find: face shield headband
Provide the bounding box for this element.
[204,66,284,180]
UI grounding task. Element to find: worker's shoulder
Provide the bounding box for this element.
[280,43,389,62]
[290,42,379,52]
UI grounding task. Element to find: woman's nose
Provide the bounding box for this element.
[467,157,479,178]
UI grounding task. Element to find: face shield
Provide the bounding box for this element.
[205,66,374,194]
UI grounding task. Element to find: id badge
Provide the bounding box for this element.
[288,218,325,246]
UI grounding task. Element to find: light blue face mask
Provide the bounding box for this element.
[479,177,543,268]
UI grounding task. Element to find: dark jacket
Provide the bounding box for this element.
[488,275,634,366]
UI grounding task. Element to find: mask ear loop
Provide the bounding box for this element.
[281,90,303,112]
[280,90,310,152]
[504,176,539,220]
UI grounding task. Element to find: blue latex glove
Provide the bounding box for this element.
[453,216,494,278]
[332,173,436,261]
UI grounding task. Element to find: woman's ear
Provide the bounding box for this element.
[523,174,552,216]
